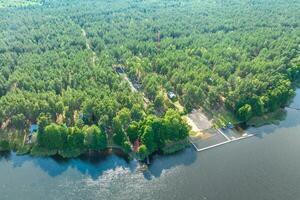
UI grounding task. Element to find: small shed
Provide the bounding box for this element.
[167,91,176,100]
[29,124,38,135]
[27,124,38,144]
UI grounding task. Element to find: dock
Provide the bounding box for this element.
[189,128,256,152]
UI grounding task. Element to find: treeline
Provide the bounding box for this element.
[44,0,300,123]
[0,0,300,156]
[31,109,188,158]
[0,6,145,131]
[33,113,107,157]
[112,109,189,157]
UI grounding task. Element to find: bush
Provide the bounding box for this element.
[0,140,10,152]
[122,141,132,153]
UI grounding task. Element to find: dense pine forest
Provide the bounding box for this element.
[0,0,299,157]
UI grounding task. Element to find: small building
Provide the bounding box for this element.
[26,124,38,144]
[167,91,176,100]
[29,124,38,135]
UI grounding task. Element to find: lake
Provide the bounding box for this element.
[1,90,300,200]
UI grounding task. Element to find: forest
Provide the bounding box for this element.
[0,0,299,157]
[0,0,41,8]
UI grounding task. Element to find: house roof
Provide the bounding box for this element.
[167,91,176,98]
[29,124,38,133]
[133,140,140,152]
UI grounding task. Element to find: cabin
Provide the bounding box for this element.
[29,124,38,135]
[26,124,38,144]
[167,91,176,100]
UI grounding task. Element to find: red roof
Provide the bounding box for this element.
[133,140,140,152]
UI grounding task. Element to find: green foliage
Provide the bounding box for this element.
[37,113,51,134]
[36,113,51,145]
[66,127,85,150]
[11,113,27,130]
[127,121,140,143]
[140,126,157,155]
[1,0,299,157]
[154,94,166,114]
[122,141,132,153]
[137,109,190,155]
[162,139,190,155]
[138,144,148,159]
[83,125,107,151]
[163,109,189,141]
[113,129,127,146]
[238,104,253,121]
[0,140,9,151]
[42,124,67,150]
[115,108,132,130]
[34,124,107,157]
[130,104,144,122]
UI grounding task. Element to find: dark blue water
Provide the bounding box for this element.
[1,90,300,200]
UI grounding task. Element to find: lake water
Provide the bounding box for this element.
[1,90,300,200]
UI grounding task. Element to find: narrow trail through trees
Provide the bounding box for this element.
[81,28,96,67]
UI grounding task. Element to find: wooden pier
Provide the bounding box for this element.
[189,129,255,152]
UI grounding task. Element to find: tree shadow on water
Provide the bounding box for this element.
[32,149,137,179]
[33,155,70,177]
[68,150,137,180]
[143,147,197,180]
[249,107,300,139]
[1,150,138,180]
[0,151,11,161]
[1,147,197,181]
[0,152,71,176]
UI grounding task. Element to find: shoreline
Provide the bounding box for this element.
[0,137,190,163]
